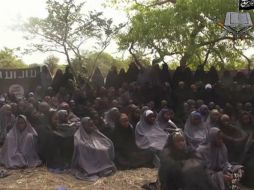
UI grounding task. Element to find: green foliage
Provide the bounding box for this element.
[43,55,59,75]
[72,52,127,78]
[71,51,151,78]
[114,0,254,69]
[22,0,123,74]
[0,48,26,69]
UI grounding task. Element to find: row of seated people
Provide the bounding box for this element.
[0,101,253,189]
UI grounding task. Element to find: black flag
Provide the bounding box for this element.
[239,0,254,10]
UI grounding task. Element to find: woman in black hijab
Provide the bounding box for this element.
[112,113,153,170]
[159,129,215,190]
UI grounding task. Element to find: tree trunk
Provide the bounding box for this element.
[180,52,191,67]
[63,43,77,81]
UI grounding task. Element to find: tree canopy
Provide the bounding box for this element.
[22,0,123,73]
[111,0,254,70]
[0,48,26,69]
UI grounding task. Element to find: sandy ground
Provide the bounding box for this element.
[0,167,157,190]
[0,167,252,190]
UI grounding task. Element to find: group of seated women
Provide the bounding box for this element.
[0,100,253,190]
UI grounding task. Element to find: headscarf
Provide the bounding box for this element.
[198,104,209,122]
[104,107,120,129]
[184,111,208,150]
[205,109,220,129]
[71,117,115,181]
[135,110,168,151]
[157,108,170,130]
[196,127,230,171]
[0,115,41,168]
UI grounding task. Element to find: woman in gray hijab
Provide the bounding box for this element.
[135,110,168,151]
[184,111,208,151]
[196,128,243,190]
[0,115,41,169]
[71,117,116,181]
[157,108,177,130]
[205,109,221,129]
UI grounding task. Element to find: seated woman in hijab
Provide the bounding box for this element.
[127,104,140,127]
[36,110,58,168]
[184,111,208,151]
[157,108,178,131]
[0,104,15,145]
[205,109,221,129]
[71,117,116,181]
[219,114,248,162]
[198,104,209,122]
[135,110,168,152]
[112,113,153,170]
[102,107,120,138]
[196,128,244,190]
[158,128,215,190]
[51,110,76,171]
[237,111,254,133]
[235,111,254,188]
[0,115,41,169]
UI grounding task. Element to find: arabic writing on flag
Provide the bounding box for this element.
[239,0,254,10]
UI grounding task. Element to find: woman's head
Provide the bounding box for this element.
[199,104,209,116]
[209,127,223,147]
[190,111,202,126]
[166,129,186,151]
[239,111,252,126]
[159,109,171,122]
[144,110,156,125]
[16,115,27,132]
[210,109,221,123]
[119,113,129,128]
[172,132,186,150]
[81,117,95,134]
[57,110,68,124]
[220,114,231,127]
[2,104,12,115]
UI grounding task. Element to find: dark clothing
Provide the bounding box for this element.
[34,122,57,168]
[159,148,215,190]
[112,124,153,169]
[219,124,248,163]
[52,123,75,169]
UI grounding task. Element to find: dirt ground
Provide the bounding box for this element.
[0,167,157,190]
[0,167,252,190]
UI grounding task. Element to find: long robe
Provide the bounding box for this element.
[135,113,168,151]
[159,138,215,190]
[0,115,41,169]
[196,128,242,190]
[219,124,248,162]
[157,109,170,130]
[184,114,208,151]
[71,125,116,181]
[53,123,75,169]
[112,123,153,169]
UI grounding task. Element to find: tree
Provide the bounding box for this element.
[0,48,26,69]
[43,55,59,75]
[22,0,123,77]
[112,0,253,69]
[71,51,151,78]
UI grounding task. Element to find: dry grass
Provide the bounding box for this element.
[0,167,157,190]
[0,167,252,190]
